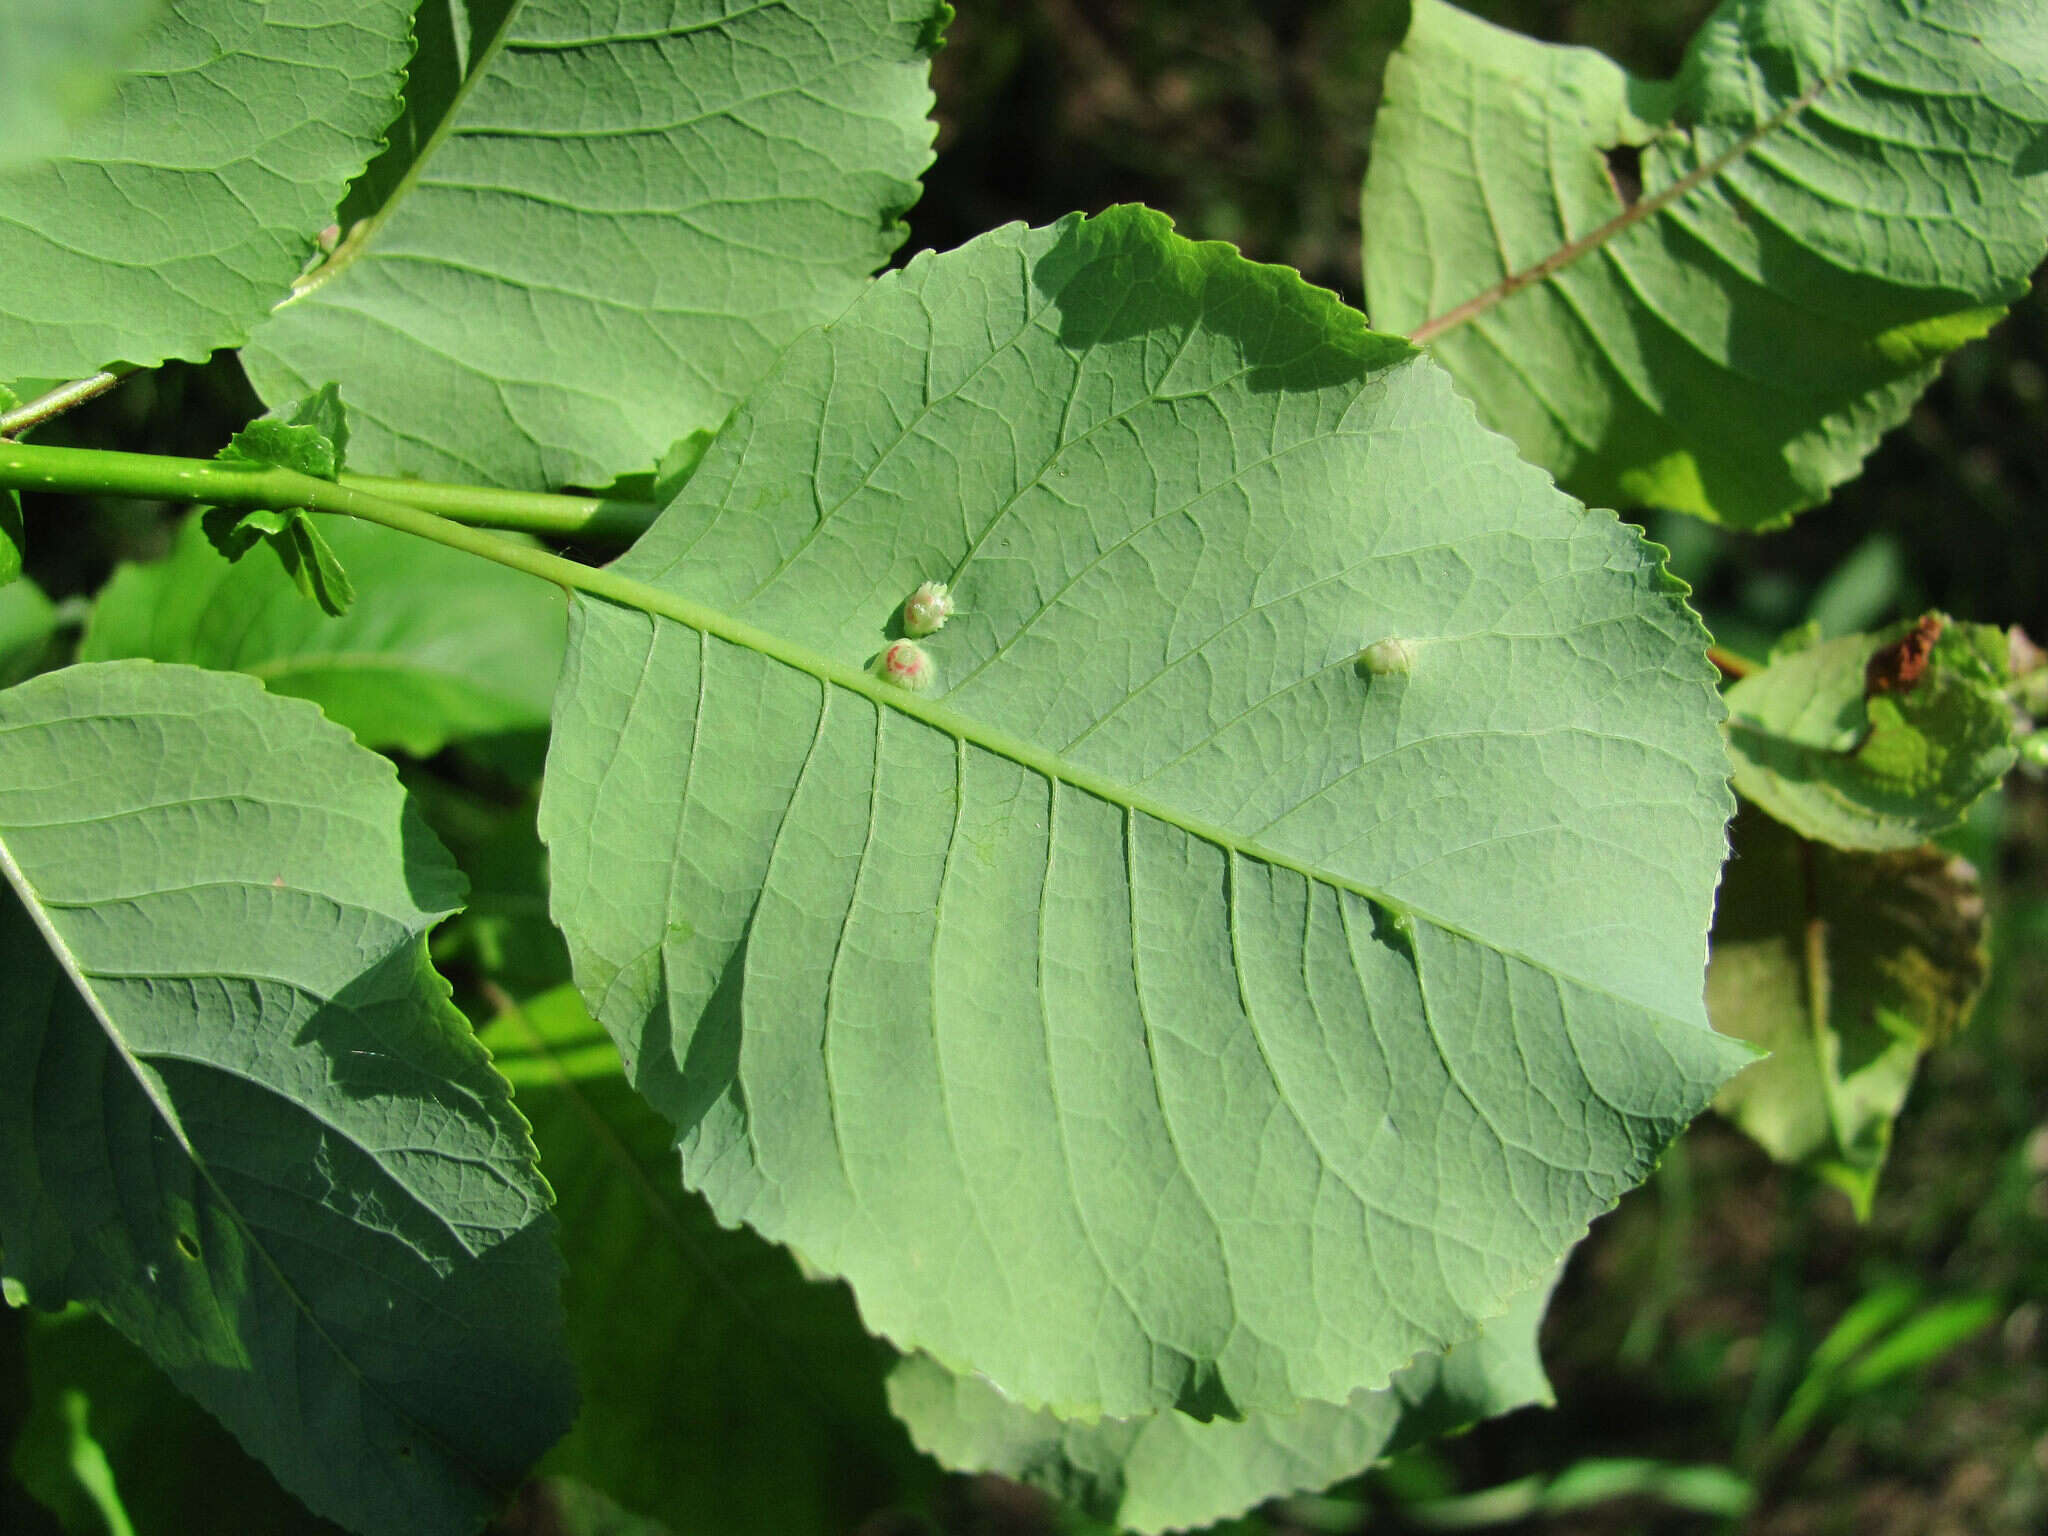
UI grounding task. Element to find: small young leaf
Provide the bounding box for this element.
[1724,615,2016,851]
[219,383,349,481]
[280,510,356,617]
[1709,805,1989,1217]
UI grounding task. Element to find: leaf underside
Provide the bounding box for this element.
[245,0,945,490]
[0,0,414,380]
[540,207,1746,1425]
[0,661,575,1536]
[1364,0,2048,530]
[888,1267,1557,1534]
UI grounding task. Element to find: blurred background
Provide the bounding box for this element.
[7,3,2046,1533]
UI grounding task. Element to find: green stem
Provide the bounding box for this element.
[0,437,652,540]
[0,369,138,438]
[336,473,655,540]
[0,438,892,718]
[0,438,1454,933]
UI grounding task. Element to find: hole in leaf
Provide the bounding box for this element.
[174,1233,199,1261]
[1603,143,1645,208]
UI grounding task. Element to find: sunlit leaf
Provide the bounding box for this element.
[541,206,1746,1424]
[1363,0,2048,529]
[245,0,946,489]
[0,0,414,378]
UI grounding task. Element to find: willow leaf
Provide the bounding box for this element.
[0,0,413,380]
[244,0,946,490]
[1363,0,2048,530]
[540,207,1748,1424]
[0,661,575,1536]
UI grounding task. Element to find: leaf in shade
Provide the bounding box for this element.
[1709,803,1988,1216]
[0,661,576,1536]
[86,511,563,755]
[10,1305,349,1536]
[477,987,935,1536]
[0,577,60,687]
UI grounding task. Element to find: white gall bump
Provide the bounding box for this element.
[902,580,955,637]
[1357,637,1414,677]
[874,638,936,692]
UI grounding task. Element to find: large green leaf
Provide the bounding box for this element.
[0,0,166,172]
[539,207,1748,1424]
[243,0,946,490]
[81,512,565,756]
[1362,0,2048,531]
[887,1271,1556,1534]
[0,661,575,1536]
[1723,615,2014,851]
[0,0,414,380]
[477,986,934,1535]
[1709,804,1987,1217]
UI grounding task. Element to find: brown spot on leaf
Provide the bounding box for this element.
[1866,613,1945,696]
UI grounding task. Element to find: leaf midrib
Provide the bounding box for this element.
[1408,51,1854,344]
[575,569,1705,1032]
[282,0,532,305]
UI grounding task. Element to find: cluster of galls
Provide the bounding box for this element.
[872,580,955,692]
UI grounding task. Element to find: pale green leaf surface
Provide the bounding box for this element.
[1724,616,2014,850]
[243,0,945,490]
[1363,0,2048,530]
[887,1271,1555,1534]
[478,986,934,1535]
[0,0,415,379]
[0,661,575,1536]
[82,512,565,756]
[0,0,166,171]
[540,208,1747,1422]
[1710,805,1987,1216]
